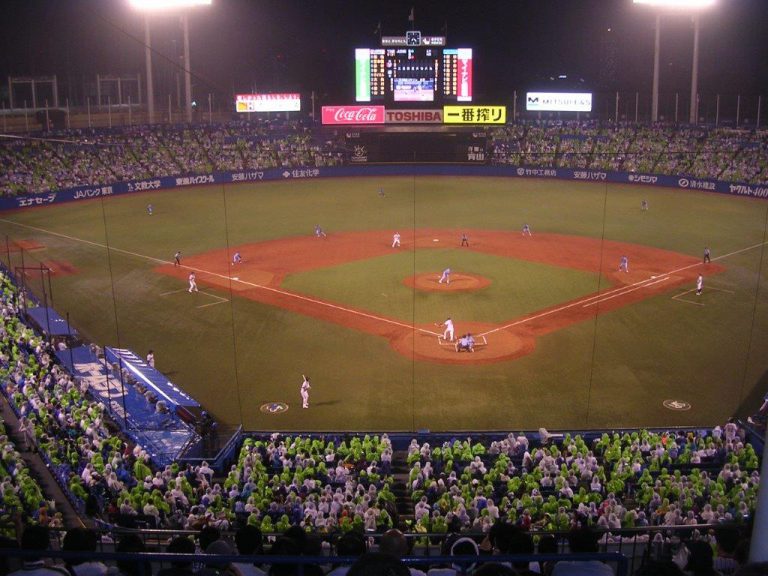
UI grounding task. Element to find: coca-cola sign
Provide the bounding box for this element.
[321,105,385,125]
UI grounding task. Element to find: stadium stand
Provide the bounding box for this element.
[1,121,766,198]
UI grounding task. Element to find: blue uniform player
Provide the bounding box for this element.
[619,255,629,273]
[438,268,451,284]
[522,223,532,236]
[315,224,327,239]
[232,251,242,265]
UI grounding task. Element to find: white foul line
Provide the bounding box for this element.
[478,239,768,338]
[582,276,670,308]
[0,218,441,336]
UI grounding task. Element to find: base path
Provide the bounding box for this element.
[155,230,723,365]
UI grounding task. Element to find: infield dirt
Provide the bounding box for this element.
[155,229,723,365]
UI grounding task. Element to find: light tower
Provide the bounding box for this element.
[633,0,716,124]
[129,0,212,124]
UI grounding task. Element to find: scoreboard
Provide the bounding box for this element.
[355,47,473,104]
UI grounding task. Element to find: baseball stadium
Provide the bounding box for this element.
[0,1,767,574]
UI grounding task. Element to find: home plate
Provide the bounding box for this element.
[433,238,439,242]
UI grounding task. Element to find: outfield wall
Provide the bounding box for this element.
[2,165,767,211]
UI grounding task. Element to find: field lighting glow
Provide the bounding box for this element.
[128,0,212,10]
[632,0,715,8]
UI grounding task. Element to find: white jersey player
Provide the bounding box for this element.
[392,232,401,248]
[301,375,311,408]
[442,317,455,342]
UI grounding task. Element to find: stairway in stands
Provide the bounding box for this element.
[391,449,414,529]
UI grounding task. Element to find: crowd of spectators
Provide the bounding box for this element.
[1,120,765,197]
[0,120,345,197]
[489,122,768,185]
[405,426,760,540]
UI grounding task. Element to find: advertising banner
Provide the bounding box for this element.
[235,93,301,113]
[321,105,386,125]
[526,92,593,112]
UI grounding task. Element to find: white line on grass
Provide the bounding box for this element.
[672,290,705,306]
[0,218,442,336]
[160,288,187,296]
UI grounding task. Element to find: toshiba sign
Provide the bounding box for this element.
[321,106,385,125]
[385,109,443,124]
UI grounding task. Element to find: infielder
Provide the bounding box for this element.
[315,224,327,239]
[174,251,182,266]
[392,232,401,248]
[301,375,311,408]
[522,223,532,236]
[696,274,703,296]
[461,233,469,247]
[438,267,451,284]
[441,317,455,342]
[619,255,629,273]
[188,272,198,293]
[233,251,242,265]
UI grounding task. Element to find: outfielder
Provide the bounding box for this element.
[301,375,311,408]
[438,267,451,284]
[441,317,455,342]
[392,232,401,248]
[188,272,198,293]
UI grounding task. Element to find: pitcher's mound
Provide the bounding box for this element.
[404,273,491,292]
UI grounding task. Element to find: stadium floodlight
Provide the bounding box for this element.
[128,0,211,10]
[129,0,212,124]
[634,0,716,124]
[633,0,714,7]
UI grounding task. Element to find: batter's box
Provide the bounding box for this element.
[438,335,488,348]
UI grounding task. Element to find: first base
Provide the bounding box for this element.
[232,277,239,281]
[433,238,439,242]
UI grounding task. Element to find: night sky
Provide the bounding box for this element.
[0,0,766,106]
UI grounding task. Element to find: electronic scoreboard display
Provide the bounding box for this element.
[355,47,473,104]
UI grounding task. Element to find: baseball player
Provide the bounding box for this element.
[315,224,327,239]
[392,232,401,248]
[233,251,242,265]
[301,375,311,408]
[461,233,469,247]
[147,203,153,216]
[174,251,182,266]
[441,317,455,342]
[188,272,198,293]
[522,223,532,236]
[455,333,475,352]
[641,199,648,211]
[438,267,451,284]
[703,247,711,264]
[696,274,703,296]
[619,255,629,273]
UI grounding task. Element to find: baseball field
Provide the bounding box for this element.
[1,175,767,432]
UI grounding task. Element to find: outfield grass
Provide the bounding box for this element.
[1,176,767,431]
